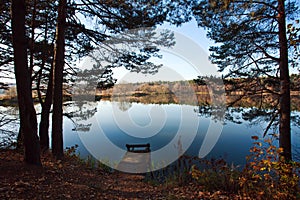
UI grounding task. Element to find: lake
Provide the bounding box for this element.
[60,100,300,170]
[1,99,299,171]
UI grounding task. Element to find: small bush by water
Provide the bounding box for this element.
[237,136,300,199]
[147,136,300,199]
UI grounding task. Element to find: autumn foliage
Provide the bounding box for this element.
[191,135,300,199]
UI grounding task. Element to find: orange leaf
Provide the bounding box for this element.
[251,136,259,140]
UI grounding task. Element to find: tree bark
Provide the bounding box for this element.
[37,12,53,152]
[39,68,53,152]
[52,0,66,159]
[278,0,291,160]
[11,0,41,165]
[29,0,37,78]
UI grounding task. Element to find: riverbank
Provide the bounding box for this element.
[0,149,242,199]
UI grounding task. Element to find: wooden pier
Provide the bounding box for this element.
[117,144,151,173]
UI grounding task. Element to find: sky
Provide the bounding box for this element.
[161,19,214,53]
[109,19,222,83]
[1,15,218,85]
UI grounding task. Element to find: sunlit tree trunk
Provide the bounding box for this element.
[11,0,41,165]
[52,0,66,159]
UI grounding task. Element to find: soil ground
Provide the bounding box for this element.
[0,149,242,199]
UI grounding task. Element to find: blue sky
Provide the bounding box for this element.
[112,19,222,83]
[160,19,214,53]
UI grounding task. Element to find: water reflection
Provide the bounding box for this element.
[0,106,19,148]
[0,97,299,164]
[62,99,299,164]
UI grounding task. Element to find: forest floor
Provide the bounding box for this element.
[0,149,244,200]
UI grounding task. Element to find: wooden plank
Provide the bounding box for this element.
[126,143,150,153]
[117,151,151,173]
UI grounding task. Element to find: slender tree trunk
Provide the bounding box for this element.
[39,67,53,152]
[11,0,41,165]
[37,12,53,152]
[39,106,51,151]
[29,0,36,78]
[52,0,66,159]
[278,0,291,160]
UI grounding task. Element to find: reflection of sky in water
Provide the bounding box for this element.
[2,101,298,164]
[61,101,300,164]
[61,101,298,164]
[99,103,181,150]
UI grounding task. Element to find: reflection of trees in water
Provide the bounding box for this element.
[195,105,226,123]
[195,90,300,130]
[130,93,177,104]
[196,104,300,161]
[111,93,203,106]
[110,82,198,106]
[111,93,177,111]
[111,83,179,109]
[197,105,280,130]
[202,98,299,126]
[0,106,19,147]
[113,99,133,111]
[63,101,98,132]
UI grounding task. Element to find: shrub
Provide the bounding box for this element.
[190,158,241,193]
[191,135,300,199]
[239,135,300,199]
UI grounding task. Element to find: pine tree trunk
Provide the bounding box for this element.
[38,12,52,152]
[278,0,292,160]
[52,0,66,159]
[39,104,51,152]
[39,66,53,152]
[11,0,41,165]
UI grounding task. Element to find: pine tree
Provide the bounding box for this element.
[193,0,299,160]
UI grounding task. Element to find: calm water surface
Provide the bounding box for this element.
[61,100,300,165]
[1,100,299,165]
